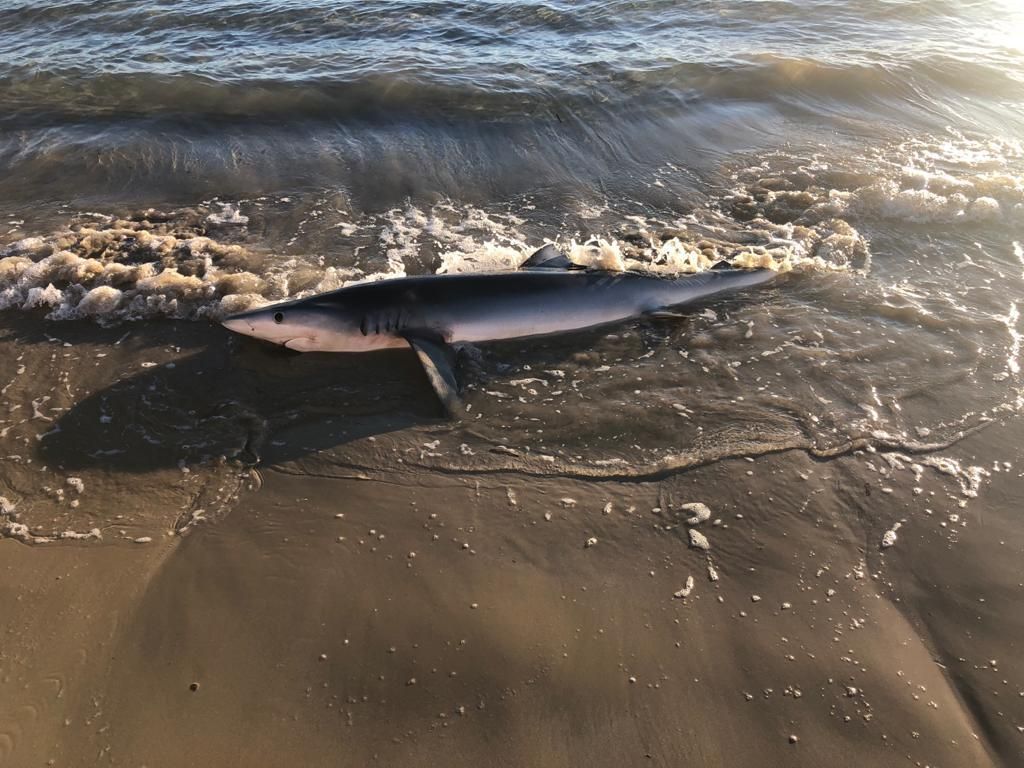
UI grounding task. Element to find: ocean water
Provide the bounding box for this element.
[1,0,1023,536]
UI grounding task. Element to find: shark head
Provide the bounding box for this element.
[222,298,375,352]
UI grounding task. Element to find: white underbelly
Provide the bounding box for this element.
[449,304,633,343]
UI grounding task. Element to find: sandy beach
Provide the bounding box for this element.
[3,346,1022,766]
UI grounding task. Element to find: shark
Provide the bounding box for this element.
[221,245,775,414]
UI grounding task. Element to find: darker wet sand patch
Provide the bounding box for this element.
[4,427,1021,767]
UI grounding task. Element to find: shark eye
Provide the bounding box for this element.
[273,312,284,324]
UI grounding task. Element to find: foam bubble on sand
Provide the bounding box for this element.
[881,522,902,549]
[879,450,992,499]
[689,529,710,550]
[57,528,102,541]
[673,575,695,598]
[1,518,43,544]
[918,457,990,498]
[1,496,102,544]
[680,502,712,525]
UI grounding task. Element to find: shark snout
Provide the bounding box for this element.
[222,316,256,336]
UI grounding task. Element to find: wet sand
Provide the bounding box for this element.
[3,420,1022,767]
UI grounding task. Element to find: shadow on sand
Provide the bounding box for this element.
[29,304,713,476]
[33,320,444,474]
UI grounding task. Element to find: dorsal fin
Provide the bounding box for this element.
[711,260,732,271]
[521,244,576,270]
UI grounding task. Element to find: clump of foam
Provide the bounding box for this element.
[560,213,865,276]
[379,206,429,273]
[566,238,629,271]
[21,282,64,308]
[411,202,533,275]
[0,495,102,545]
[0,237,49,258]
[651,238,716,273]
[207,203,249,226]
[214,272,268,296]
[436,243,527,274]
[0,256,33,282]
[435,219,859,278]
[730,133,1024,230]
[216,292,268,316]
[851,182,1013,223]
[136,269,205,298]
[77,286,124,317]
[0,211,286,323]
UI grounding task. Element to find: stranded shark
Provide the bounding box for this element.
[221,245,775,414]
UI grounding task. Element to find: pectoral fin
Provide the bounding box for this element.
[403,333,463,417]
